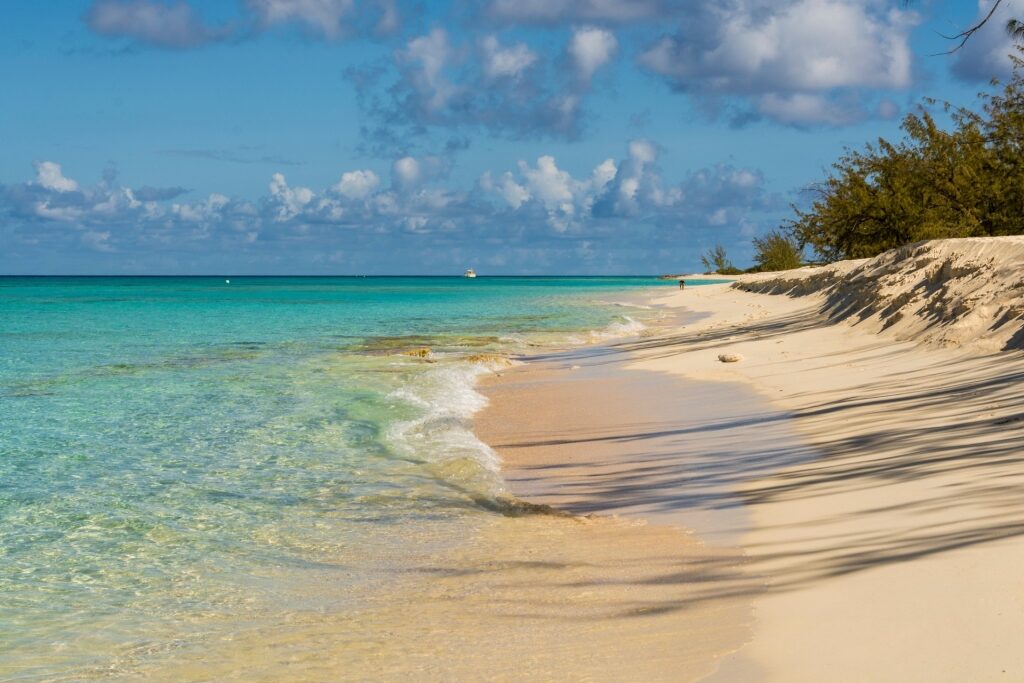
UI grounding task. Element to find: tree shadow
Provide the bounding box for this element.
[484,300,1024,616]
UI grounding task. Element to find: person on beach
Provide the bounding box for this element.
[679,279,686,290]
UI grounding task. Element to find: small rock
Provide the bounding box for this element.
[718,353,743,363]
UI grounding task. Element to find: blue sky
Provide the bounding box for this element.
[1,0,1019,274]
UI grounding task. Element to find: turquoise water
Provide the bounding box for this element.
[0,276,695,680]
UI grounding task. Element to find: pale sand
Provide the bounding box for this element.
[479,238,1024,681]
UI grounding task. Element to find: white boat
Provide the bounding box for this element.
[463,268,477,278]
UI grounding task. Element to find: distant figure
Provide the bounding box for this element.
[679,279,685,290]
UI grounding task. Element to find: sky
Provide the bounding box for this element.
[1,0,1020,274]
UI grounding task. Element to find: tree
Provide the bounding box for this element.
[752,230,803,272]
[786,48,1024,262]
[700,245,742,274]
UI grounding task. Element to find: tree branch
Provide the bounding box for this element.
[935,0,1006,54]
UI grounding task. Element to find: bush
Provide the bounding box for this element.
[752,230,803,271]
[701,244,742,274]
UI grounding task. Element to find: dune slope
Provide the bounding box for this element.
[735,236,1024,351]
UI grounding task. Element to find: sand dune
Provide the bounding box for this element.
[736,236,1024,351]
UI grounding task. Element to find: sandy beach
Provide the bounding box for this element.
[477,237,1024,681]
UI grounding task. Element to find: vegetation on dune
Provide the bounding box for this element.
[752,230,804,272]
[784,50,1024,263]
[700,244,744,275]
[697,44,1024,276]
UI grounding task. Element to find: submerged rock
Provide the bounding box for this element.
[466,353,513,367]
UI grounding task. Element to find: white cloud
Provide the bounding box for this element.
[756,93,865,127]
[595,138,669,216]
[569,26,618,81]
[392,156,421,188]
[172,193,231,223]
[82,230,115,252]
[267,173,314,221]
[87,0,399,46]
[480,35,538,80]
[482,141,774,236]
[391,155,448,189]
[639,0,918,125]
[628,139,657,165]
[480,171,531,209]
[876,98,900,120]
[494,152,618,230]
[591,158,618,190]
[375,0,399,34]
[486,0,664,24]
[332,169,381,199]
[35,162,79,193]
[517,155,578,230]
[245,0,355,39]
[3,149,779,274]
[86,0,222,48]
[398,28,456,112]
[402,215,429,233]
[359,20,616,139]
[33,202,84,222]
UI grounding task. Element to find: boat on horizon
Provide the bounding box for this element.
[463,268,477,278]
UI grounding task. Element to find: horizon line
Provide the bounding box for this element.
[0,273,690,278]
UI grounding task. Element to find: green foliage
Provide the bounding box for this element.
[787,49,1024,262]
[700,244,742,274]
[752,230,803,271]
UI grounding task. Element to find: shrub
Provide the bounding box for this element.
[700,244,741,274]
[752,230,803,272]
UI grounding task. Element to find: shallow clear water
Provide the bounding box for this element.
[1,275,720,679]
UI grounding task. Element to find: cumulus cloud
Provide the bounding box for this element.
[245,0,354,39]
[568,26,618,81]
[486,0,666,24]
[397,28,457,113]
[35,162,80,193]
[85,0,224,49]
[480,35,538,81]
[639,0,918,126]
[172,193,231,223]
[3,146,780,273]
[354,23,624,144]
[592,139,674,216]
[2,161,250,242]
[479,171,531,208]
[332,169,381,199]
[86,0,399,46]
[82,230,115,252]
[132,185,191,201]
[391,155,448,189]
[756,93,866,127]
[267,173,315,221]
[482,139,776,235]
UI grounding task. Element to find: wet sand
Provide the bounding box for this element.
[475,332,813,680]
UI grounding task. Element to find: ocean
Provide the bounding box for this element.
[0,275,713,680]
